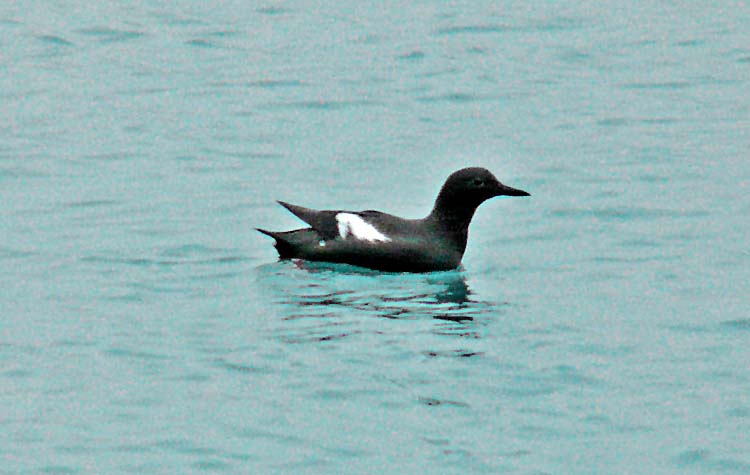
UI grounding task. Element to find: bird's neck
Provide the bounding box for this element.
[425,197,480,254]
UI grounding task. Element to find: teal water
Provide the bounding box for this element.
[2,1,750,473]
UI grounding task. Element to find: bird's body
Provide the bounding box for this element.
[258,167,529,272]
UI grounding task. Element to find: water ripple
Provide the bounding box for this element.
[549,206,709,221]
[260,99,383,111]
[248,79,307,89]
[35,35,74,46]
[76,27,145,43]
[435,18,582,36]
[673,449,750,473]
[39,466,77,474]
[104,347,170,361]
[214,357,269,375]
[621,81,692,90]
[719,319,750,331]
[416,93,493,104]
[435,24,520,35]
[185,39,215,48]
[0,246,36,260]
[418,396,470,408]
[398,50,426,61]
[64,199,119,209]
[257,6,289,15]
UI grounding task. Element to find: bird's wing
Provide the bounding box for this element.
[278,202,416,244]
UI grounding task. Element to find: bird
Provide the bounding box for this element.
[257,167,529,272]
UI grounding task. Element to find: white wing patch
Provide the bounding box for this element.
[336,213,391,243]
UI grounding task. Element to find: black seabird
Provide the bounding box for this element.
[257,167,529,272]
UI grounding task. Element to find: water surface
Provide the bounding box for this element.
[2,1,749,473]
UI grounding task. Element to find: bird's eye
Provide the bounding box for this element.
[472,178,484,186]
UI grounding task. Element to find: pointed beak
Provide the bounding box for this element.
[495,182,530,197]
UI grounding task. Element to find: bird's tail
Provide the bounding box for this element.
[256,228,297,258]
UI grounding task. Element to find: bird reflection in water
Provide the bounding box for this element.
[258,261,497,329]
[293,260,472,305]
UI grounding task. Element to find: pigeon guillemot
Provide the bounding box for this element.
[257,167,529,272]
